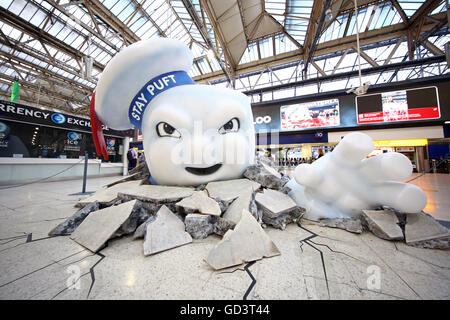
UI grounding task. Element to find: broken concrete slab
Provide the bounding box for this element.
[133,215,157,240]
[77,180,143,207]
[143,205,192,256]
[405,211,450,245]
[255,189,297,218]
[184,214,214,239]
[48,201,100,236]
[103,173,141,188]
[70,200,141,252]
[255,189,304,229]
[243,162,287,189]
[175,191,221,216]
[254,189,303,228]
[361,210,404,240]
[319,218,363,234]
[222,187,253,224]
[118,185,195,203]
[127,161,150,180]
[206,209,280,270]
[205,179,261,202]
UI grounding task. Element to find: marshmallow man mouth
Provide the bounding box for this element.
[185,164,222,176]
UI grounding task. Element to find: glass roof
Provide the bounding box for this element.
[0,0,448,110]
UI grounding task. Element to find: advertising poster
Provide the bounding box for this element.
[356,86,440,124]
[280,99,340,131]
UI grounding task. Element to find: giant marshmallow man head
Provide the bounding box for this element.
[90,38,255,186]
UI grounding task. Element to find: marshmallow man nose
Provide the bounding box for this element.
[189,134,221,166]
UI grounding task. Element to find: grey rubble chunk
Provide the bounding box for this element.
[406,236,450,249]
[175,191,221,216]
[132,215,157,240]
[184,214,214,239]
[361,209,404,240]
[206,209,280,270]
[212,217,236,236]
[255,188,304,229]
[143,205,192,256]
[103,173,141,188]
[128,161,150,179]
[118,185,195,203]
[405,211,450,245]
[222,187,254,224]
[113,201,159,237]
[49,201,100,236]
[262,207,304,230]
[70,200,141,252]
[77,180,143,207]
[319,218,363,234]
[243,162,287,190]
[205,179,261,202]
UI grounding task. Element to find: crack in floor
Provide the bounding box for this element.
[217,261,257,300]
[298,225,330,299]
[360,236,423,299]
[51,245,107,300]
[0,249,85,289]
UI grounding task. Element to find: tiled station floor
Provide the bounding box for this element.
[0,174,449,300]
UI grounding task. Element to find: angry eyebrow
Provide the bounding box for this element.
[206,100,248,128]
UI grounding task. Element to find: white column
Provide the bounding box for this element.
[123,136,129,176]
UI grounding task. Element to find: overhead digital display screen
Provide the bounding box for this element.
[280,98,340,131]
[356,86,440,124]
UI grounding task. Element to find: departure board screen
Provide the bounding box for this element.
[356,86,440,124]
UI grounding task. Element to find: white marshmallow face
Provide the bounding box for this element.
[141,85,255,186]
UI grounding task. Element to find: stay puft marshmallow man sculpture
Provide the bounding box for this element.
[90,38,255,186]
[90,38,427,220]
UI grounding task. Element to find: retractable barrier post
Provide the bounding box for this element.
[82,151,88,193]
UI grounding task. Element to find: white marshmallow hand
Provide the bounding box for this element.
[286,132,427,221]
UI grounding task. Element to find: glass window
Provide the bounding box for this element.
[0,120,123,162]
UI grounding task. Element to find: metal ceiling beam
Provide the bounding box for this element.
[182,0,234,84]
[391,0,408,23]
[0,73,89,108]
[44,0,121,52]
[193,11,446,82]
[0,55,92,97]
[129,0,167,37]
[0,6,105,71]
[0,33,96,86]
[86,0,140,44]
[303,0,332,76]
[243,55,446,95]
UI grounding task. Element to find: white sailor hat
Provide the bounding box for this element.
[90,38,194,159]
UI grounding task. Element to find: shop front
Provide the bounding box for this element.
[0,100,133,162]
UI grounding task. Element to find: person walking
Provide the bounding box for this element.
[127,147,138,170]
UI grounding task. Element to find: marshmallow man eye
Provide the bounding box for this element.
[156,122,181,138]
[218,117,240,134]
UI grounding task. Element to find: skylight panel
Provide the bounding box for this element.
[7,0,27,15]
[110,0,128,16]
[398,0,424,18]
[117,3,136,21]
[431,1,446,15]
[29,8,47,28]
[0,1,13,9]
[19,2,38,21]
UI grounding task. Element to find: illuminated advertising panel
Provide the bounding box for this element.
[280,98,340,131]
[356,86,440,124]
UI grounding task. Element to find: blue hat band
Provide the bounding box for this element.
[128,70,195,130]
